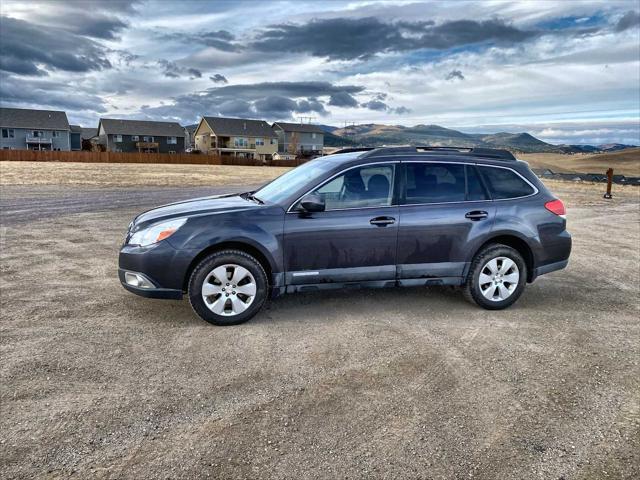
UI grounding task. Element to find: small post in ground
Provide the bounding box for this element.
[603,168,613,199]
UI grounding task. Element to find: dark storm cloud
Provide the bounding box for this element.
[159,30,238,51]
[250,17,537,60]
[615,11,640,32]
[0,16,112,76]
[392,106,412,115]
[65,13,128,39]
[140,81,367,123]
[446,69,465,80]
[360,99,388,111]
[157,59,202,79]
[327,91,359,107]
[0,74,107,112]
[210,74,229,83]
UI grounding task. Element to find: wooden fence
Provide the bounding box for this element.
[0,149,309,167]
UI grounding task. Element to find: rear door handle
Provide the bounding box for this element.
[370,216,396,226]
[465,210,488,221]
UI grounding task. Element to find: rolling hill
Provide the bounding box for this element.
[329,123,562,153]
[322,122,637,154]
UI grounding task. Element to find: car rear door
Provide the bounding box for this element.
[283,162,399,286]
[396,160,496,284]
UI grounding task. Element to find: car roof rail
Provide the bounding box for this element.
[329,147,376,155]
[359,146,516,161]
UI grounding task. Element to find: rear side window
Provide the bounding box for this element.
[479,166,535,199]
[466,165,488,201]
[406,163,466,203]
[404,163,489,203]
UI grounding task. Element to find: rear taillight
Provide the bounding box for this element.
[545,199,566,218]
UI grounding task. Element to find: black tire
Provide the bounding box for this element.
[188,250,268,325]
[463,244,527,310]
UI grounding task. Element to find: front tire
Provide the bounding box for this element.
[463,244,526,310]
[188,250,268,325]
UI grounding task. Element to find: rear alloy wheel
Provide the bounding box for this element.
[188,250,268,325]
[463,245,526,310]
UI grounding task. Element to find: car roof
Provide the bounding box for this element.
[324,146,521,169]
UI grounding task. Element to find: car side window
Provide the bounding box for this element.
[466,165,488,201]
[479,166,535,199]
[313,164,395,210]
[405,163,466,203]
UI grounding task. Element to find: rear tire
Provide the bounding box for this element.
[188,250,268,325]
[463,244,526,310]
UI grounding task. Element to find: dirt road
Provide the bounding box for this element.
[1,179,639,479]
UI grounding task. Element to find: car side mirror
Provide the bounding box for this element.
[299,193,325,213]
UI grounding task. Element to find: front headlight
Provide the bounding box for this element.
[128,218,187,246]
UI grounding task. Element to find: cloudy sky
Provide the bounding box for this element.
[1,0,639,145]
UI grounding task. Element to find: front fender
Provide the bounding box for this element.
[166,206,285,274]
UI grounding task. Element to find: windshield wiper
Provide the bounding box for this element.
[241,191,264,204]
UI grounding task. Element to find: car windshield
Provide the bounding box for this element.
[253,159,337,204]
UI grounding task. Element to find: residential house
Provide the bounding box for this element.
[184,124,198,150]
[272,122,324,156]
[69,125,82,151]
[0,107,71,151]
[97,118,186,153]
[194,116,278,160]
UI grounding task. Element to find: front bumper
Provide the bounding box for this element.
[119,240,194,300]
[118,268,183,299]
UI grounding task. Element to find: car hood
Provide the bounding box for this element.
[133,193,260,226]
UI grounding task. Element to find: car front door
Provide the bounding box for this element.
[283,163,399,286]
[396,161,496,283]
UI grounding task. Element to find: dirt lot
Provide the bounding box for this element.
[1,165,639,479]
[0,161,289,187]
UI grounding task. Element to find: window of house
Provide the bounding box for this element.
[114,134,123,143]
[270,138,277,145]
[2,129,14,138]
[312,145,317,151]
[255,138,264,146]
[479,166,535,199]
[312,132,316,139]
[143,136,154,142]
[32,130,43,137]
[132,135,139,141]
[52,131,60,138]
[405,163,466,204]
[312,164,395,210]
[234,137,248,147]
[167,136,177,144]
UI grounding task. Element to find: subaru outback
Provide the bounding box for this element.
[119,146,571,325]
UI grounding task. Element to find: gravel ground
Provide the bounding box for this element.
[1,181,638,479]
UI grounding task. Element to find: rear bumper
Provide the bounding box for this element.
[118,268,183,300]
[531,259,569,282]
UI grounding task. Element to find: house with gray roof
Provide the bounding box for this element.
[194,116,278,160]
[97,118,186,153]
[272,122,324,156]
[0,107,71,151]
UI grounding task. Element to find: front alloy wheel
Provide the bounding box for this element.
[201,264,257,316]
[188,250,268,325]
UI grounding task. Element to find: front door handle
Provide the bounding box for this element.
[370,216,396,227]
[465,210,488,221]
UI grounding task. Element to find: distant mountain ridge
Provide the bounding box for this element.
[322,123,636,153]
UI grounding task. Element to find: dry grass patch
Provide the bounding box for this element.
[0,161,291,188]
[520,149,640,176]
